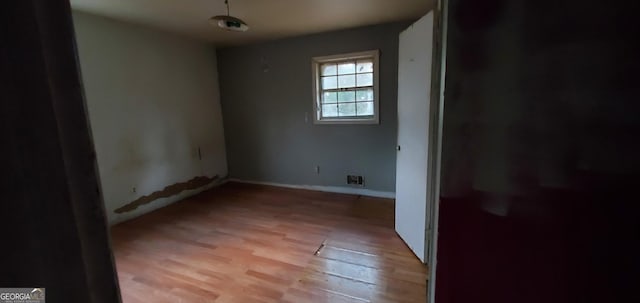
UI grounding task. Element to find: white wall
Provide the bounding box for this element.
[73,11,227,224]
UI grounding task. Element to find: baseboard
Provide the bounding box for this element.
[228,179,396,199]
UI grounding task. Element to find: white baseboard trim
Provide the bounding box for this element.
[228,179,396,199]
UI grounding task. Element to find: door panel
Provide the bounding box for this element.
[395,12,434,263]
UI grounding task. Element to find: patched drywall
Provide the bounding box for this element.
[114,175,219,213]
[73,11,227,224]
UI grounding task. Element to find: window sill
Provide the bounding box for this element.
[313,118,380,125]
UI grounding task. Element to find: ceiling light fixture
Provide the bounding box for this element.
[210,0,249,32]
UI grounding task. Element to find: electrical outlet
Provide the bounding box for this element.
[347,175,364,186]
[315,165,320,174]
[132,187,136,193]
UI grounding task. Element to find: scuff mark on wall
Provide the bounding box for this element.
[114,175,219,213]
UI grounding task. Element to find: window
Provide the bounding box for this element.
[312,50,380,124]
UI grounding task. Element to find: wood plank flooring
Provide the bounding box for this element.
[111,182,428,303]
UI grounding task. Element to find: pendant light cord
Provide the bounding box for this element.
[225,0,230,16]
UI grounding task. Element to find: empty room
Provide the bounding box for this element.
[6,0,640,303]
[70,0,436,302]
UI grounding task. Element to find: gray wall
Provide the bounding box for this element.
[217,22,410,193]
[73,12,228,224]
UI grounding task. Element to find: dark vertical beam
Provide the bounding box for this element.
[0,1,121,302]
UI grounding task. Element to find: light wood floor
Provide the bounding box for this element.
[111,182,428,303]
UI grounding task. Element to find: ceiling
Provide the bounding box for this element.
[70,0,433,46]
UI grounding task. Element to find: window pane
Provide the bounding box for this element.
[321,64,337,76]
[356,73,373,86]
[356,101,374,116]
[337,91,355,102]
[356,60,373,73]
[322,104,338,117]
[338,103,356,116]
[338,75,356,88]
[323,91,337,103]
[322,76,337,89]
[356,89,374,101]
[338,62,355,74]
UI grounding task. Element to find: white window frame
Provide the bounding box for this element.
[311,50,380,124]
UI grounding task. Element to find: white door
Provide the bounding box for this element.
[395,12,434,263]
